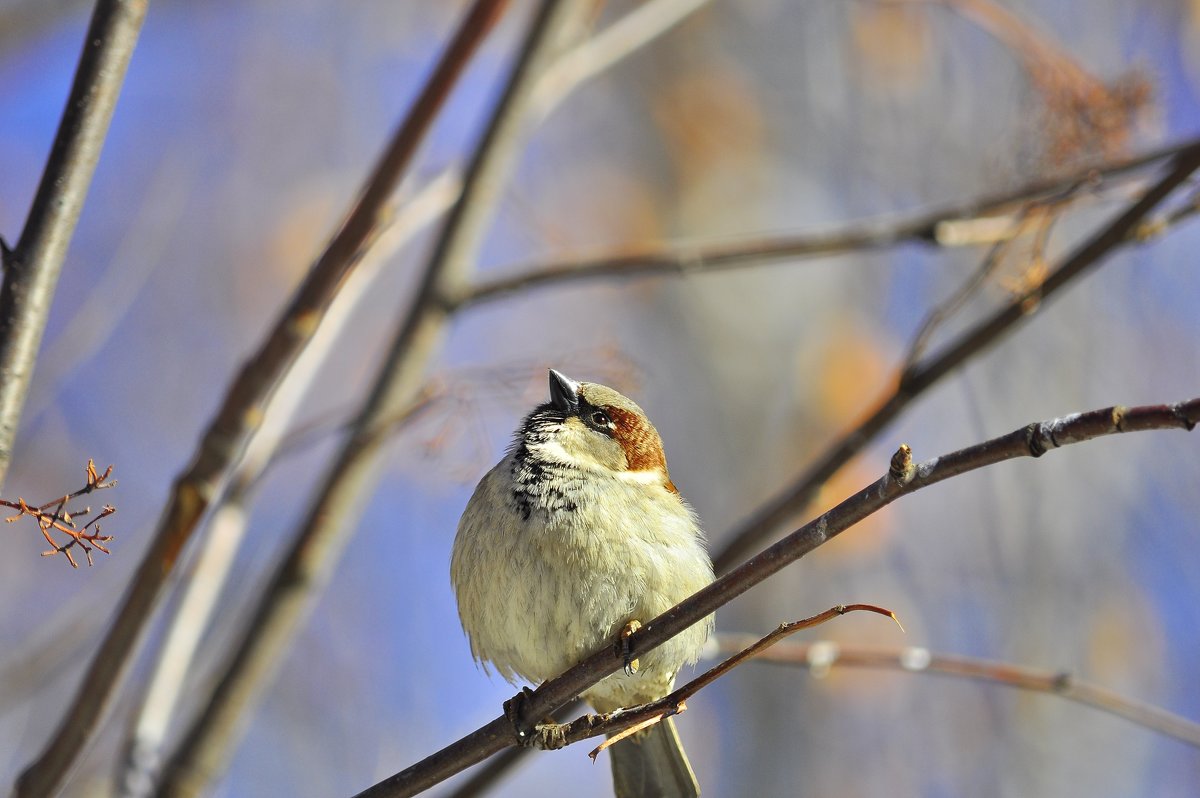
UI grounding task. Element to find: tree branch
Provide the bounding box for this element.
[0,0,147,492]
[712,141,1200,572]
[153,3,587,795]
[715,635,1200,749]
[443,136,1200,310]
[352,397,1199,798]
[13,2,508,795]
[526,605,899,755]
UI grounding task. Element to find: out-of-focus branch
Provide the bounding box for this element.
[902,181,1070,368]
[0,0,147,493]
[13,2,508,795]
[113,163,461,798]
[915,0,1152,165]
[153,3,587,796]
[712,142,1200,573]
[527,0,710,122]
[353,397,1200,798]
[715,635,1200,748]
[443,137,1200,309]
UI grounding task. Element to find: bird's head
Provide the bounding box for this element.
[517,369,673,488]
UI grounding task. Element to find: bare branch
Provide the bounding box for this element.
[3,459,118,568]
[352,397,1200,798]
[0,0,147,492]
[443,137,1200,310]
[527,0,711,122]
[153,3,588,796]
[13,2,509,794]
[712,142,1200,573]
[715,635,1200,749]
[902,182,1073,368]
[524,605,899,755]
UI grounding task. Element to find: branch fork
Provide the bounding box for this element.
[520,604,900,760]
[3,458,117,567]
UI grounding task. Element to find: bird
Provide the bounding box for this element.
[451,368,715,797]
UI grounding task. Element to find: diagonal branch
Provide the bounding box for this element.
[352,397,1200,798]
[0,0,147,492]
[153,3,588,796]
[13,2,509,795]
[712,141,1200,572]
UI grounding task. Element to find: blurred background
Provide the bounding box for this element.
[1,0,1199,795]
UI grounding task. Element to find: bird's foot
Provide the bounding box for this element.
[619,619,641,676]
[503,685,537,746]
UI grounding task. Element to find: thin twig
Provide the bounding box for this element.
[442,137,1200,310]
[902,174,1085,368]
[352,397,1200,798]
[712,142,1200,573]
[13,2,508,795]
[715,635,1200,749]
[153,3,586,796]
[0,0,147,493]
[1133,186,1200,241]
[524,605,899,756]
[903,218,1023,368]
[3,459,118,568]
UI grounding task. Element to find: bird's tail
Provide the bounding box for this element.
[607,717,700,798]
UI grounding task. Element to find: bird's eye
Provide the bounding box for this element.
[589,410,612,429]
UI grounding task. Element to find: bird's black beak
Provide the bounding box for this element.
[548,369,580,414]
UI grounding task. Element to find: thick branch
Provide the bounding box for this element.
[353,397,1199,798]
[0,0,147,492]
[13,3,507,795]
[713,141,1200,572]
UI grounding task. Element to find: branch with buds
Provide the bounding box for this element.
[2,459,117,568]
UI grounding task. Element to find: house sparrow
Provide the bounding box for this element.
[451,369,715,797]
